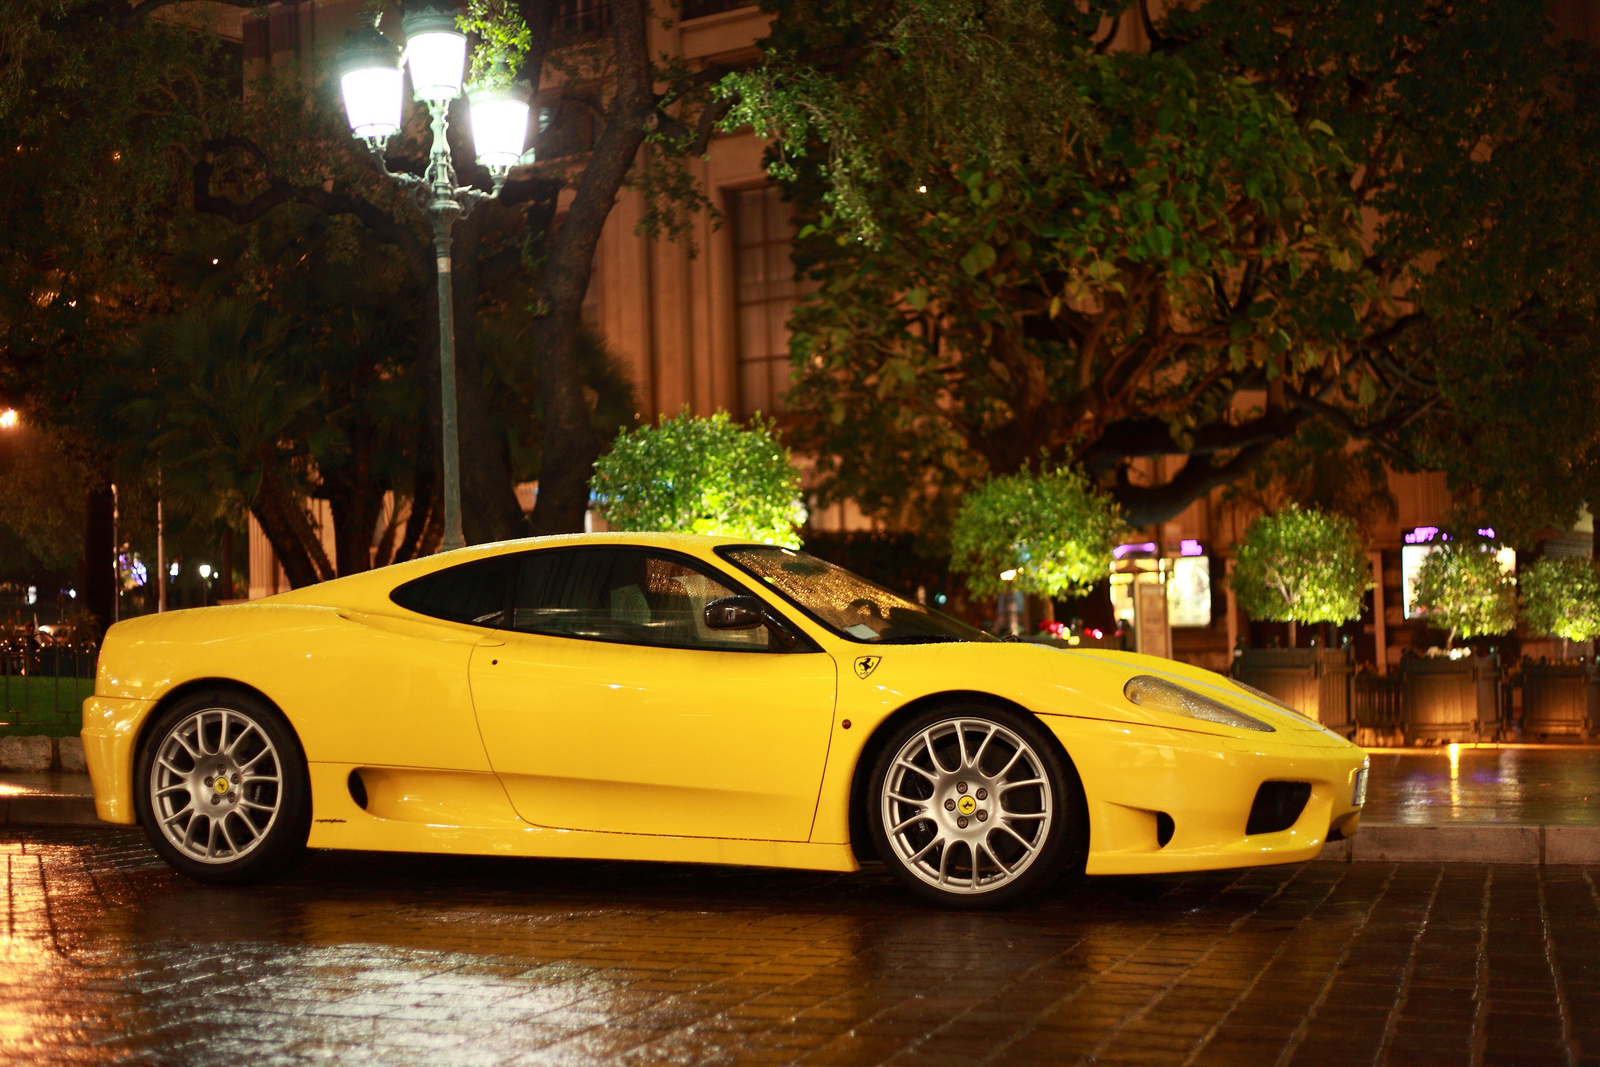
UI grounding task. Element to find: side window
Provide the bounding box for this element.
[390,558,511,626]
[511,548,771,652]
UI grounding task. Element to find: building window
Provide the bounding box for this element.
[681,0,755,20]
[556,0,609,39]
[731,185,806,418]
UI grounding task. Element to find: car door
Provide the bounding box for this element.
[468,546,839,841]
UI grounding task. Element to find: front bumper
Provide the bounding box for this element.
[1043,716,1367,876]
[80,694,157,825]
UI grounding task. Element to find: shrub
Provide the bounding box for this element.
[1230,505,1371,625]
[1520,556,1600,646]
[949,465,1124,600]
[592,411,805,546]
[1412,539,1517,648]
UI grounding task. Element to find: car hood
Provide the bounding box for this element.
[838,640,1351,746]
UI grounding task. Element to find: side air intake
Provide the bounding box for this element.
[1246,781,1311,835]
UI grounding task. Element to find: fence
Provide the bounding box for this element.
[0,636,98,738]
[1352,672,1404,732]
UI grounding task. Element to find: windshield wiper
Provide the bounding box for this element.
[874,634,964,645]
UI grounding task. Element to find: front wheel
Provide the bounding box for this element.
[134,690,311,885]
[868,706,1085,907]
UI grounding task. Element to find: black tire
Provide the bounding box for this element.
[134,689,311,885]
[867,703,1086,908]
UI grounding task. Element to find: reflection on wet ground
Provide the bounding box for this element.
[1364,746,1600,825]
[0,772,87,797]
[2,827,1597,1065]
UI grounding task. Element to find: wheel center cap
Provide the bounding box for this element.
[214,777,230,795]
[956,795,977,816]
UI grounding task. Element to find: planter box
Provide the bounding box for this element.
[1232,648,1354,732]
[1401,656,1501,743]
[1520,663,1597,738]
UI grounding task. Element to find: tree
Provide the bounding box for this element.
[742,0,1600,539]
[948,464,1124,609]
[1229,506,1371,641]
[0,424,86,584]
[101,302,339,590]
[2,0,759,589]
[193,0,749,543]
[1160,0,1600,543]
[0,0,246,621]
[1411,540,1517,650]
[1221,423,1397,537]
[1519,557,1600,653]
[592,412,805,547]
[737,5,1370,533]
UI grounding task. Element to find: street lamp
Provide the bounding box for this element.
[337,3,531,553]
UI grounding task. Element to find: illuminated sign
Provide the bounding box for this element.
[1168,556,1211,627]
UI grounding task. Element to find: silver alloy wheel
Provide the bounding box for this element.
[148,706,284,864]
[880,717,1054,894]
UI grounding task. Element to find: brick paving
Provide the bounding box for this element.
[1,829,1596,1066]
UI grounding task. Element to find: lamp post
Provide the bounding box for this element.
[337,3,531,553]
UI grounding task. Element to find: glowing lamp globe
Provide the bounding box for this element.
[469,84,531,170]
[337,31,403,140]
[402,4,467,102]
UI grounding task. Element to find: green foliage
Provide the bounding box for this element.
[460,0,532,89]
[721,0,1102,240]
[948,464,1124,600]
[1411,541,1517,647]
[1519,557,1600,645]
[1165,1,1600,543]
[97,204,426,585]
[478,316,639,484]
[1229,506,1371,625]
[593,412,805,546]
[737,0,1600,538]
[102,301,324,521]
[759,40,1367,534]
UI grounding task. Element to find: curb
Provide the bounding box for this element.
[1319,823,1600,865]
[0,735,87,773]
[0,791,100,827]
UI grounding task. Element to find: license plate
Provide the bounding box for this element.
[1352,768,1368,807]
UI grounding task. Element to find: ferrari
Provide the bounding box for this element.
[83,533,1368,906]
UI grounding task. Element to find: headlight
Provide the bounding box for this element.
[1123,675,1276,733]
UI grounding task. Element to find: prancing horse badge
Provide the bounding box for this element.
[854,655,882,679]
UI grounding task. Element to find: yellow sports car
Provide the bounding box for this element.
[82,533,1367,906]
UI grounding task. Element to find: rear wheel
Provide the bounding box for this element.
[135,690,310,885]
[868,705,1085,907]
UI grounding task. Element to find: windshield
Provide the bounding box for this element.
[719,546,993,645]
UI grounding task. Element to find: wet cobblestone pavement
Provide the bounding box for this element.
[3,829,1598,1066]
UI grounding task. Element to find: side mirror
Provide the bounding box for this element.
[704,595,767,630]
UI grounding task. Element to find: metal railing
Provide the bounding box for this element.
[0,635,98,737]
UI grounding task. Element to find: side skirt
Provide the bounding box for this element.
[304,762,861,873]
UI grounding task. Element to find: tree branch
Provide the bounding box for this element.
[192,139,431,287]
